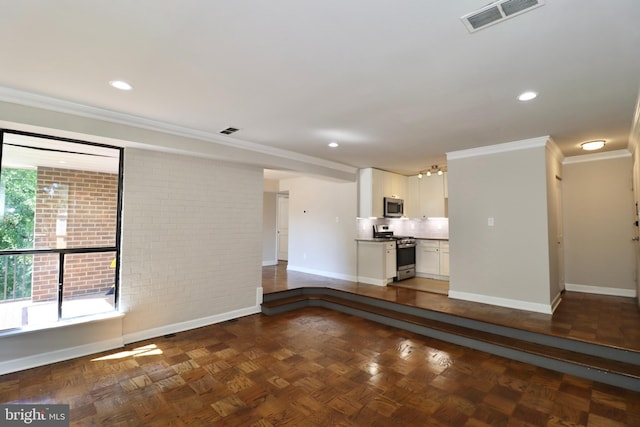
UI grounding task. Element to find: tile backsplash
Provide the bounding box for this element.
[356,217,449,239]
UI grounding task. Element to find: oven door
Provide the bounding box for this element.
[397,245,416,268]
[396,243,416,280]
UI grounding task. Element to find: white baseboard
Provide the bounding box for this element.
[448,290,553,314]
[416,272,450,281]
[565,283,637,298]
[262,260,278,266]
[355,276,389,286]
[286,265,358,283]
[0,337,124,375]
[122,305,261,345]
[550,292,562,313]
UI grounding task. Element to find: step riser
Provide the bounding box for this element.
[263,288,638,366]
[263,298,640,392]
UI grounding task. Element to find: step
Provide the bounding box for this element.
[261,288,640,391]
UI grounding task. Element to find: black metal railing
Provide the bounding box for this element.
[0,254,33,302]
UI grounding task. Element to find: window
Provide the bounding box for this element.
[0,130,122,331]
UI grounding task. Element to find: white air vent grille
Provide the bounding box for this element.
[461,0,544,32]
[219,127,240,135]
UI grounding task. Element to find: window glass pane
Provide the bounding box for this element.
[0,169,36,250]
[0,253,58,331]
[1,131,121,328]
[61,251,116,319]
[1,133,120,250]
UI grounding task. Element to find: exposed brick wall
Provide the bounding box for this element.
[32,167,118,302]
[120,149,263,339]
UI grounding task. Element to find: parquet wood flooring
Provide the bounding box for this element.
[263,263,640,352]
[2,307,639,426]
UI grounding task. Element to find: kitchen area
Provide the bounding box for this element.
[356,167,450,289]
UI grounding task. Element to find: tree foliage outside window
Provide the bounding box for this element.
[0,168,37,300]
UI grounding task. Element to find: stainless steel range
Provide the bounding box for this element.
[393,236,416,281]
[372,225,416,281]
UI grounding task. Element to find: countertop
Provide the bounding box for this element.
[355,237,448,242]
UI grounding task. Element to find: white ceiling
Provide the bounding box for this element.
[1,0,639,177]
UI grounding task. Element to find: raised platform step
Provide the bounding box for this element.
[262,287,640,392]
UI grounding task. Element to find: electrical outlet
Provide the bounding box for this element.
[488,217,494,226]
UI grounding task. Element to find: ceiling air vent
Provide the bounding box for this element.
[461,0,544,33]
[219,127,240,135]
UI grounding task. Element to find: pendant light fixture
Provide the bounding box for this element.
[418,165,445,178]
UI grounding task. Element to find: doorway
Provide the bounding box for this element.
[633,150,640,308]
[277,193,289,261]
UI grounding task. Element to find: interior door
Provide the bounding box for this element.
[632,154,640,308]
[555,174,565,294]
[277,194,289,261]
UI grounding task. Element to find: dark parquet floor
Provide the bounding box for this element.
[0,263,638,426]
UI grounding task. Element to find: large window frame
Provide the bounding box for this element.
[0,129,123,326]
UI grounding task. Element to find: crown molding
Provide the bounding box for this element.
[562,149,631,164]
[0,86,357,175]
[446,136,549,160]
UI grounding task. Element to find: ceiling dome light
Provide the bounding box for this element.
[518,91,537,101]
[581,140,606,151]
[328,141,339,148]
[109,80,133,91]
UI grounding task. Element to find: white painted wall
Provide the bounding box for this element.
[562,152,636,296]
[279,176,358,281]
[447,137,556,313]
[120,149,264,342]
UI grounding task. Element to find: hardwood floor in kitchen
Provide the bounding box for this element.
[0,263,638,426]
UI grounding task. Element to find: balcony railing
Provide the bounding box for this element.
[0,254,32,302]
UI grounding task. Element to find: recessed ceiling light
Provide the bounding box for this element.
[581,140,606,151]
[518,91,537,101]
[328,141,339,148]
[109,80,133,91]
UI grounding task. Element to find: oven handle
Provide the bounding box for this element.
[397,242,416,249]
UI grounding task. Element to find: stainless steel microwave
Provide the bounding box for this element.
[384,197,404,218]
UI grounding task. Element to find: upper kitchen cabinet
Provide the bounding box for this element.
[406,172,448,218]
[358,168,407,217]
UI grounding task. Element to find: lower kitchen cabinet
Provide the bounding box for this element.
[439,241,450,276]
[357,241,396,286]
[416,239,449,280]
[417,240,440,275]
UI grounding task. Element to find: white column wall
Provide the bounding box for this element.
[447,137,554,313]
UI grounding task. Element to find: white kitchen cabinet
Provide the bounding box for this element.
[439,241,450,276]
[443,171,448,199]
[385,242,396,280]
[357,240,396,286]
[418,174,445,218]
[358,168,408,217]
[416,240,440,275]
[405,173,448,218]
[406,176,420,218]
[416,239,449,279]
